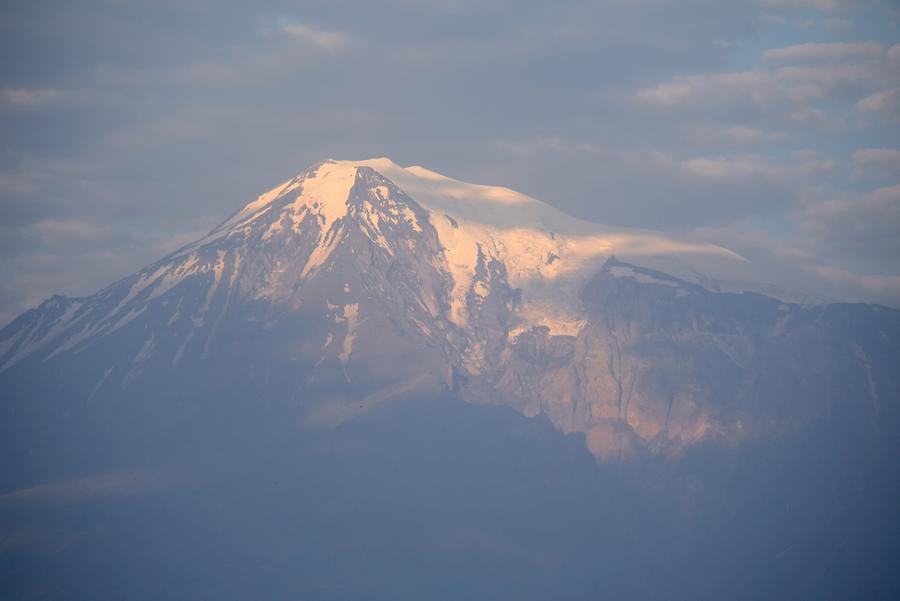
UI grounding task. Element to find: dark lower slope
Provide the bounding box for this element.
[2,391,899,601]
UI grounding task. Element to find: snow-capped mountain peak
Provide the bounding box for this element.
[2,156,897,467]
[207,157,760,331]
[0,157,802,375]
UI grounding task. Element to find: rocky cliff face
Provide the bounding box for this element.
[1,158,897,470]
[468,258,899,460]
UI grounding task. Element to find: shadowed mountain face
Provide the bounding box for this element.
[1,159,899,599]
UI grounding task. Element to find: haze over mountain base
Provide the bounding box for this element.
[3,392,899,600]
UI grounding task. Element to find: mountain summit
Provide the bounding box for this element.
[1,158,898,465]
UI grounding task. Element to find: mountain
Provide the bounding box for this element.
[2,157,895,460]
[2,158,899,600]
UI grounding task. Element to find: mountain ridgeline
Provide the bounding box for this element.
[1,158,899,600]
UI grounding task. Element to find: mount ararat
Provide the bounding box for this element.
[2,158,895,462]
[1,158,898,600]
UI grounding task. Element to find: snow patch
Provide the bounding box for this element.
[88,366,114,399]
[0,299,85,369]
[302,225,345,278]
[339,303,359,364]
[216,177,302,234]
[290,161,357,234]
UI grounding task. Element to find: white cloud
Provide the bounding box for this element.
[681,154,838,181]
[786,106,843,129]
[774,62,890,91]
[30,219,101,237]
[687,123,786,144]
[637,70,781,109]
[685,221,900,308]
[493,136,598,157]
[810,266,900,306]
[720,125,785,143]
[281,23,350,52]
[857,87,900,120]
[801,184,900,271]
[1,87,64,109]
[0,157,101,202]
[760,0,854,14]
[763,42,883,63]
[1,87,121,111]
[640,31,899,125]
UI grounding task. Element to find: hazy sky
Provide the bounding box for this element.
[1,0,899,323]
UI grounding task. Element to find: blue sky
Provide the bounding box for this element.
[1,0,898,323]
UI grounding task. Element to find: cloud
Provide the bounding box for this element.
[1,87,64,109]
[682,220,900,307]
[0,86,122,111]
[686,123,786,144]
[492,136,598,157]
[760,0,855,13]
[636,63,886,116]
[761,13,788,24]
[763,42,883,63]
[637,70,782,110]
[889,43,900,63]
[810,266,900,306]
[0,157,103,218]
[280,23,351,52]
[801,184,900,271]
[857,87,900,120]
[476,142,813,230]
[0,470,167,507]
[773,61,896,100]
[638,34,899,136]
[681,153,839,181]
[852,148,900,177]
[25,219,106,244]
